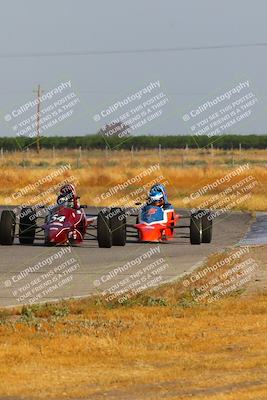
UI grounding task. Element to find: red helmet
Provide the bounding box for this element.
[60,184,76,198]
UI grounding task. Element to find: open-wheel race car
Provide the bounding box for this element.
[95,183,213,248]
[95,204,212,248]
[96,183,213,247]
[0,204,95,246]
[136,204,212,244]
[0,203,127,247]
[0,183,126,247]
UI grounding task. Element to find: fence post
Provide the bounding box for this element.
[158,144,161,160]
[76,147,82,168]
[211,143,214,157]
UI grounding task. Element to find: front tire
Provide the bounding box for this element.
[202,212,212,243]
[19,207,36,244]
[190,213,202,245]
[110,208,126,246]
[0,210,16,245]
[97,210,112,248]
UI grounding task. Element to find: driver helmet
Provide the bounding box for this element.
[60,183,76,197]
[148,187,165,207]
[148,183,168,206]
[57,183,76,206]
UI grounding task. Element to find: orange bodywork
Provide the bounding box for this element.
[135,211,180,242]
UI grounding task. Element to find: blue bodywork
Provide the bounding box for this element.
[140,204,173,223]
[140,205,164,223]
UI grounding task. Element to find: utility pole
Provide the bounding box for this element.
[33,85,44,154]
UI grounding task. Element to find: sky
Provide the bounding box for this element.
[0,0,266,138]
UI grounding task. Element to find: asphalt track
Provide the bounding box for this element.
[240,212,267,246]
[0,207,253,308]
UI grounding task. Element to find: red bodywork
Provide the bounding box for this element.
[42,205,94,245]
[135,208,180,242]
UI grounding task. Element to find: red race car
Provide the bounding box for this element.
[0,192,97,246]
[0,184,125,247]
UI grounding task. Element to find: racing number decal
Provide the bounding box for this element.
[51,214,66,223]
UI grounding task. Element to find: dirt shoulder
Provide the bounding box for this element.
[244,245,267,294]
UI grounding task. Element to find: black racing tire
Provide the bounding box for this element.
[190,213,202,245]
[19,207,36,244]
[97,210,112,248]
[110,208,126,246]
[201,212,212,243]
[0,210,16,245]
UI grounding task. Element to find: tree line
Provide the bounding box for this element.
[1,134,267,150]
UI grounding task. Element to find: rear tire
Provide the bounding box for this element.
[19,207,36,244]
[0,210,16,245]
[97,210,112,248]
[190,213,202,245]
[202,212,212,243]
[110,208,126,246]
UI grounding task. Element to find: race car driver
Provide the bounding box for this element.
[56,183,80,209]
[147,183,172,209]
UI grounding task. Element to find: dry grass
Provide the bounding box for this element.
[1,296,267,399]
[0,246,267,400]
[1,148,267,211]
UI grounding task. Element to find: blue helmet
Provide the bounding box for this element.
[148,183,168,205]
